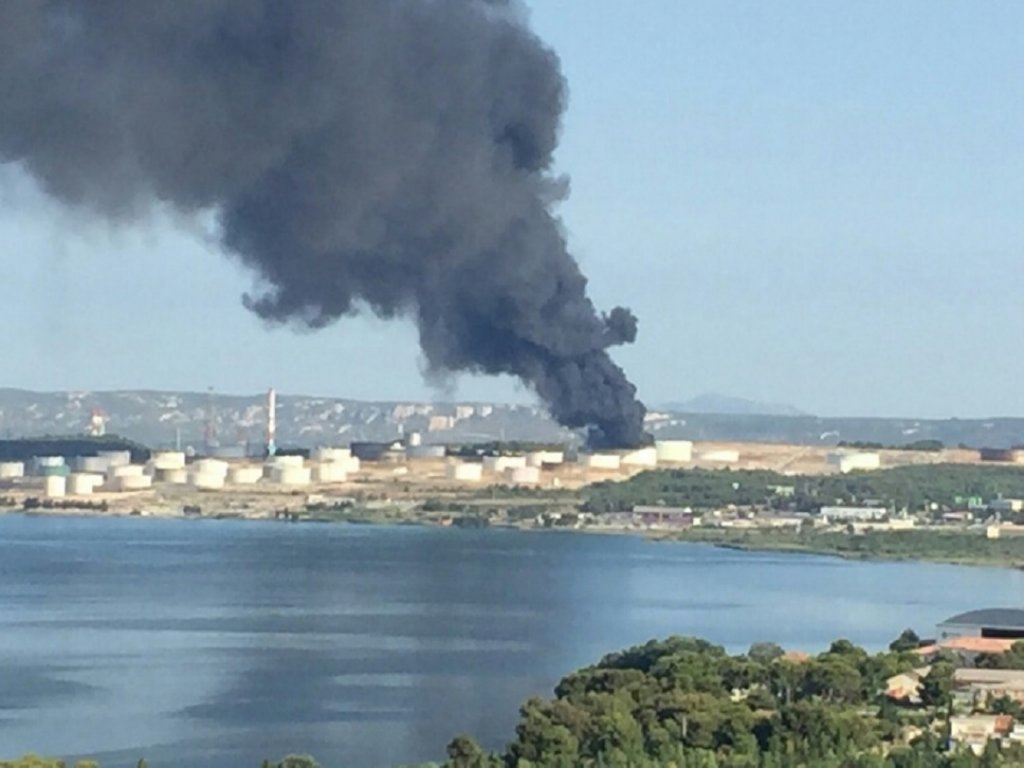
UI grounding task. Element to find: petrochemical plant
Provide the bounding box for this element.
[0,387,911,513]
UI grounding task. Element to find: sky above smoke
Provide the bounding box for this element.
[0,0,647,447]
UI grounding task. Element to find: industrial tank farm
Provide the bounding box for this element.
[0,434,985,521]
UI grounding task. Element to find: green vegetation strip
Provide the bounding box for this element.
[674,528,1024,568]
[584,465,1024,514]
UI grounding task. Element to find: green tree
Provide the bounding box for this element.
[748,642,785,665]
[276,757,320,768]
[919,661,954,710]
[889,629,922,653]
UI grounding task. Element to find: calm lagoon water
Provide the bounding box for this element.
[2,515,1022,767]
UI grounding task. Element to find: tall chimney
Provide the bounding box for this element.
[266,388,277,458]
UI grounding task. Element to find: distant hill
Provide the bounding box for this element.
[0,388,1021,450]
[660,393,806,417]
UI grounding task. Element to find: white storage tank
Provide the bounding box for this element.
[828,452,881,474]
[582,454,622,471]
[109,464,145,479]
[44,475,67,498]
[0,462,25,479]
[33,456,66,475]
[112,475,153,492]
[506,466,541,485]
[228,466,264,485]
[271,466,312,486]
[527,451,565,468]
[313,464,348,484]
[408,432,423,448]
[700,449,740,463]
[158,468,189,485]
[313,448,351,464]
[194,458,229,477]
[75,456,111,473]
[655,440,693,463]
[190,472,226,491]
[68,473,104,495]
[98,450,131,468]
[152,451,187,470]
[446,462,483,482]
[621,447,658,468]
[483,456,528,473]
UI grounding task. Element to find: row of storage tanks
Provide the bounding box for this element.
[0,447,364,498]
[444,441,703,485]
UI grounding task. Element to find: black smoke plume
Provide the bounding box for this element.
[0,1,648,447]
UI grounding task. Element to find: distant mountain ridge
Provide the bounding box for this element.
[0,388,1021,450]
[660,393,806,417]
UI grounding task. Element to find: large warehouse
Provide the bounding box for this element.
[938,608,1024,641]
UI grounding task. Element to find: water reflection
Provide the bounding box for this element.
[1,516,1023,767]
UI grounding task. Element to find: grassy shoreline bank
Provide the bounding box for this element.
[670,527,1024,569]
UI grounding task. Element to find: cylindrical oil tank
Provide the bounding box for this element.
[98,450,131,468]
[37,464,70,478]
[828,451,881,474]
[152,451,187,470]
[408,432,423,448]
[33,456,66,475]
[228,466,264,485]
[271,466,312,486]
[582,454,622,471]
[446,462,483,482]
[407,445,446,459]
[313,447,351,463]
[75,456,111,473]
[112,475,153,492]
[0,462,25,479]
[621,447,658,468]
[44,475,67,498]
[313,464,348,484]
[483,456,528,473]
[68,473,104,495]
[190,472,225,490]
[194,458,229,477]
[506,466,541,485]
[655,440,693,463]
[109,464,145,479]
[527,451,565,467]
[157,468,189,485]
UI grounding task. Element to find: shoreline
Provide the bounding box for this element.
[668,530,1024,571]
[5,504,1024,572]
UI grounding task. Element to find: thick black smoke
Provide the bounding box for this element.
[0,0,648,447]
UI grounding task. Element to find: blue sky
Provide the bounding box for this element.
[1,1,1021,418]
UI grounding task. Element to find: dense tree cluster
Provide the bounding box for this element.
[425,636,1024,768]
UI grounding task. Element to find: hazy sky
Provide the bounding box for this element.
[1,1,1021,418]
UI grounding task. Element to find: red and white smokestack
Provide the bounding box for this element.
[267,387,277,457]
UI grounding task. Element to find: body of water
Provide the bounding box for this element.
[1,515,1022,767]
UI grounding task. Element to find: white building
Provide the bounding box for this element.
[820,506,889,522]
[828,452,881,474]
